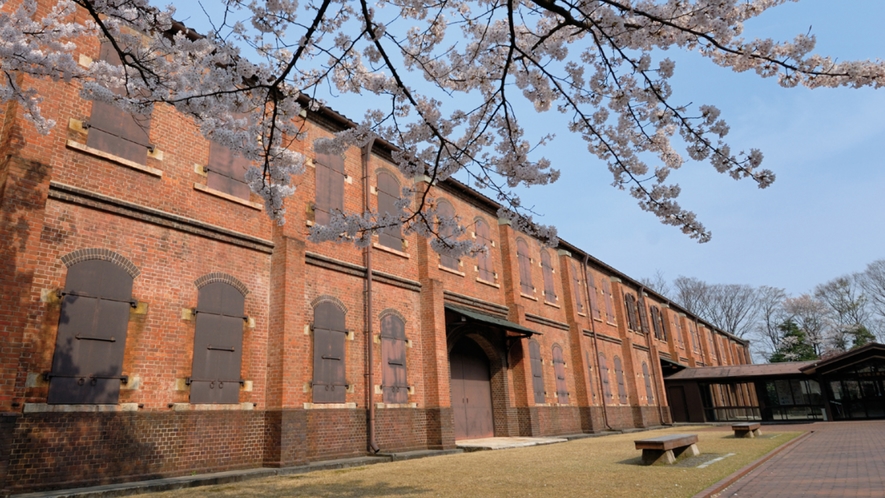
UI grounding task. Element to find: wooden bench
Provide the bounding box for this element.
[634,434,699,465]
[732,422,762,438]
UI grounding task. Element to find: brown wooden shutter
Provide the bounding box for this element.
[540,250,557,303]
[624,294,637,331]
[381,314,408,404]
[642,362,654,404]
[571,263,584,314]
[674,313,684,348]
[475,219,494,282]
[86,41,151,165]
[48,260,133,404]
[376,171,402,250]
[190,282,245,404]
[598,352,612,400]
[207,141,251,199]
[602,279,615,323]
[587,272,601,320]
[517,239,533,295]
[638,296,650,334]
[529,340,545,404]
[313,301,347,403]
[314,153,345,225]
[614,356,627,404]
[552,345,568,405]
[436,200,459,270]
[690,322,699,352]
[585,351,596,402]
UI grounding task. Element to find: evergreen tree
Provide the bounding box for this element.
[770,320,818,363]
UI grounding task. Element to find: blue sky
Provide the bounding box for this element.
[169,0,884,297]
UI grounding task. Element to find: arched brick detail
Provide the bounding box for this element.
[60,248,140,278]
[310,295,347,314]
[194,272,250,296]
[378,308,406,325]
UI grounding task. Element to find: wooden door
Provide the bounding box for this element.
[450,339,494,439]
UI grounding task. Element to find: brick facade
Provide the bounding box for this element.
[0,4,752,493]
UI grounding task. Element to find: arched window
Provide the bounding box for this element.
[642,362,655,405]
[540,250,557,304]
[614,356,628,404]
[191,282,246,404]
[624,293,640,331]
[587,271,601,320]
[598,352,612,401]
[529,340,545,404]
[585,351,596,402]
[571,262,584,314]
[601,279,616,323]
[517,239,533,295]
[673,312,685,349]
[436,199,458,270]
[314,152,345,225]
[376,171,402,250]
[474,218,494,282]
[381,314,408,404]
[48,259,135,404]
[312,301,347,403]
[552,345,568,405]
[650,306,667,341]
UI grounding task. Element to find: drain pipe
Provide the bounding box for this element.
[638,286,667,425]
[582,254,612,432]
[362,138,380,454]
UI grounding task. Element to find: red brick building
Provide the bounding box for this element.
[0,9,750,494]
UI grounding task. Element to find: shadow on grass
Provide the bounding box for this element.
[615,453,728,468]
[249,478,432,497]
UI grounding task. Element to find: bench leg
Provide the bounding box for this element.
[752,428,762,437]
[734,430,754,438]
[673,443,700,459]
[641,449,676,465]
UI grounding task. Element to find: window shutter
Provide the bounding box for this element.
[312,302,347,403]
[571,263,584,314]
[642,362,654,404]
[529,340,545,404]
[517,239,533,295]
[475,219,494,282]
[541,250,557,303]
[638,297,650,334]
[190,282,245,404]
[381,314,408,404]
[552,345,568,405]
[376,171,402,250]
[598,352,612,400]
[48,260,133,404]
[614,356,627,404]
[585,352,596,402]
[86,41,151,165]
[314,153,345,225]
[436,200,459,270]
[207,141,251,200]
[690,322,700,352]
[587,272,601,320]
[624,294,638,331]
[602,279,615,323]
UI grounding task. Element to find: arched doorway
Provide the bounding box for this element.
[449,337,494,439]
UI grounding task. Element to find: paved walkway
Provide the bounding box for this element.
[716,420,885,497]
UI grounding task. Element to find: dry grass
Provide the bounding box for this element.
[151,426,801,498]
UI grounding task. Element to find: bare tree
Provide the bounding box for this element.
[640,270,671,299]
[783,294,831,357]
[754,286,788,358]
[672,277,760,339]
[860,260,885,341]
[814,275,873,349]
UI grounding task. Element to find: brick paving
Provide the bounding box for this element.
[718,420,885,497]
